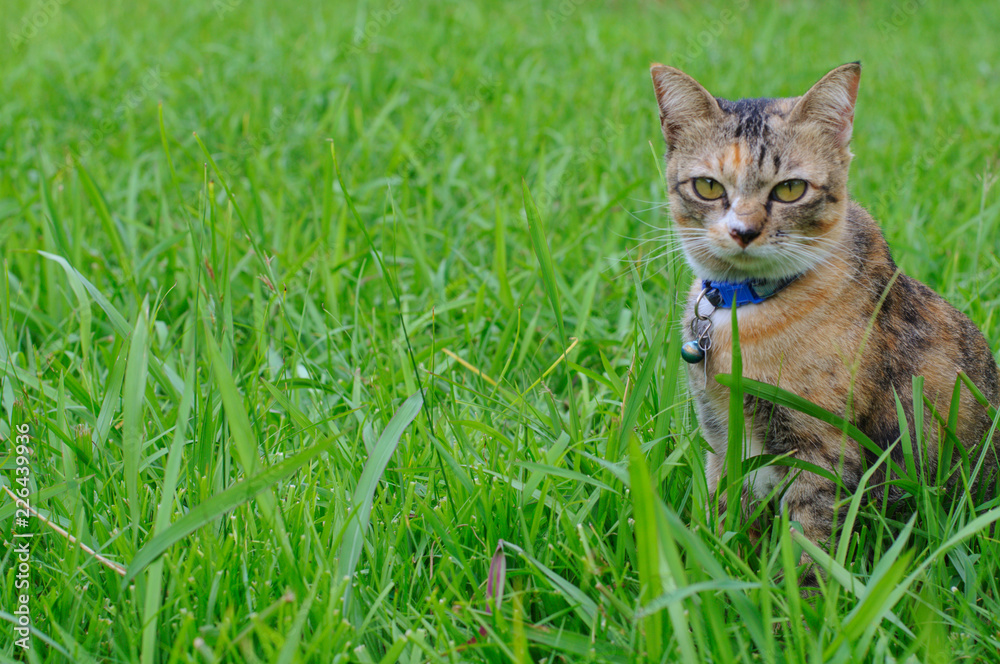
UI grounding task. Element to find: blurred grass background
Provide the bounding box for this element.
[1,0,998,661]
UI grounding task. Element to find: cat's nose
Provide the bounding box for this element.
[729,227,761,248]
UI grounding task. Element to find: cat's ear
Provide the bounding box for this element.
[650,64,722,149]
[788,62,861,147]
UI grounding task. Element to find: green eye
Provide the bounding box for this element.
[771,179,807,202]
[693,177,725,201]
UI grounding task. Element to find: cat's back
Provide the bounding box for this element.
[844,200,997,400]
[839,200,999,470]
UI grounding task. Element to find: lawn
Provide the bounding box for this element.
[1,0,999,662]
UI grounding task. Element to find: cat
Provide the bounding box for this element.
[649,62,999,579]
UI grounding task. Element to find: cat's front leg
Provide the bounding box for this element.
[706,451,765,543]
[778,472,846,586]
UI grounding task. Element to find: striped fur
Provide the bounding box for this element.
[650,63,999,572]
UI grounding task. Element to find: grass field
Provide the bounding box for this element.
[2,0,1000,661]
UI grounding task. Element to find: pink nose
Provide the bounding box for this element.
[730,227,761,248]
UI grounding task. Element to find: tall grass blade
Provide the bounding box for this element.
[122,300,150,544]
[123,435,337,587]
[505,542,597,625]
[202,321,294,561]
[141,359,196,664]
[521,179,580,441]
[338,391,423,612]
[725,304,744,532]
[716,374,914,490]
[627,433,663,661]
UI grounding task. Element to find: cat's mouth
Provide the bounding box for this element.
[711,239,770,264]
[689,241,808,282]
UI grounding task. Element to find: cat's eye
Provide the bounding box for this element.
[771,179,807,203]
[693,177,725,201]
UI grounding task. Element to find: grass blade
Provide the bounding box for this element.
[522,179,580,442]
[141,358,196,664]
[338,391,423,612]
[522,180,565,344]
[275,569,323,664]
[716,373,914,490]
[958,370,999,420]
[628,433,664,661]
[502,541,597,625]
[122,300,149,544]
[39,251,181,399]
[123,434,337,587]
[613,325,666,464]
[725,304,744,532]
[202,320,293,562]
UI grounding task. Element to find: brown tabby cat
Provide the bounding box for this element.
[649,62,999,577]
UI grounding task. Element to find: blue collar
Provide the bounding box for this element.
[702,275,800,308]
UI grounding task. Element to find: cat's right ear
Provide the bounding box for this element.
[650,64,722,150]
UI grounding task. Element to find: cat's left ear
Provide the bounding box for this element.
[788,62,861,147]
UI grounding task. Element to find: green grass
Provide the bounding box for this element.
[2,0,1000,661]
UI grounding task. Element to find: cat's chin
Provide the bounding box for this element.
[685,247,809,283]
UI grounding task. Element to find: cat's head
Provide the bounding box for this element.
[650,63,860,282]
